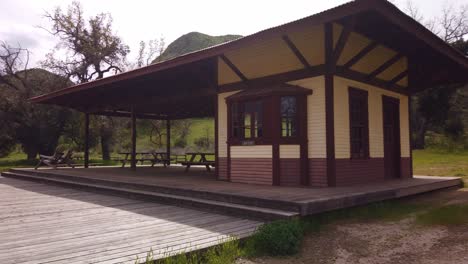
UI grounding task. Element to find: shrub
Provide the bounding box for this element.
[174,137,187,148]
[250,219,304,256]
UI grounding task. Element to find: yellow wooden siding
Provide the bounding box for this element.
[377,57,408,81]
[337,31,372,66]
[231,146,273,159]
[287,25,325,66]
[224,36,304,80]
[351,45,397,74]
[288,76,327,158]
[334,76,410,159]
[218,57,242,85]
[279,145,300,159]
[217,91,238,158]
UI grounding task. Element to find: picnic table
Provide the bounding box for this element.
[116,152,170,168]
[181,152,215,172]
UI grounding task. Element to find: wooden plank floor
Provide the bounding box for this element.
[0,176,262,264]
[16,166,461,203]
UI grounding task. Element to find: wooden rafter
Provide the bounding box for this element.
[282,35,311,68]
[220,54,248,82]
[343,41,378,68]
[335,66,408,95]
[333,16,356,64]
[388,70,408,87]
[367,53,404,79]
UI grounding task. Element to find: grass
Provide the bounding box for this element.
[413,148,468,184]
[416,204,468,226]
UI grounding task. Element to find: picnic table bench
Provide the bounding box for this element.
[116,152,171,168]
[181,152,215,172]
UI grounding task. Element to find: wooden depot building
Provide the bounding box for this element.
[31,0,468,187]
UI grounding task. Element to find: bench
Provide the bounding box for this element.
[180,161,216,172]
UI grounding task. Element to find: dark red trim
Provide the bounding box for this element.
[325,23,336,187]
[299,95,309,186]
[130,106,137,171]
[166,119,171,165]
[335,66,409,95]
[84,113,90,169]
[408,94,414,178]
[219,66,325,93]
[382,95,401,179]
[368,53,404,79]
[227,100,232,182]
[220,55,248,82]
[272,96,281,186]
[343,41,379,69]
[282,35,311,68]
[388,70,408,88]
[333,16,356,64]
[214,60,220,180]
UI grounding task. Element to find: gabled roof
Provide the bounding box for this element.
[30,0,468,113]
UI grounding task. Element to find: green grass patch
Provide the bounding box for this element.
[416,204,468,226]
[413,149,468,184]
[246,219,304,257]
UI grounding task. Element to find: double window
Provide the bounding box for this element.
[231,100,263,140]
[348,87,369,159]
[229,96,301,144]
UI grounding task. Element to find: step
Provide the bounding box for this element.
[1,171,299,221]
[8,168,302,213]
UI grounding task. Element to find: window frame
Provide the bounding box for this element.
[280,95,299,140]
[348,87,370,159]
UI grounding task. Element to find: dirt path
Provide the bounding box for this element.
[240,189,468,264]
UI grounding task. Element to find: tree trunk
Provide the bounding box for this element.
[100,134,111,160]
[25,147,38,160]
[413,123,427,149]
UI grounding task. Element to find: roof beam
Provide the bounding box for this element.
[387,70,408,87]
[343,41,378,69]
[220,54,248,82]
[333,16,356,65]
[335,65,408,95]
[282,35,311,68]
[367,53,403,80]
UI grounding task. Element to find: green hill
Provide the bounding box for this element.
[153,32,242,63]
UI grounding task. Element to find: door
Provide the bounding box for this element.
[383,96,401,179]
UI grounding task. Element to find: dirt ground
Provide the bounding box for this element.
[239,189,468,264]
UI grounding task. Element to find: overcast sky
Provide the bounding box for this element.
[1,0,467,67]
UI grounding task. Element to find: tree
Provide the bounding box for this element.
[134,37,165,69]
[0,42,73,159]
[403,1,468,148]
[42,1,130,160]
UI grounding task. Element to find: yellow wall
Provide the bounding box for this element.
[218,58,242,85]
[334,76,410,159]
[288,76,327,158]
[218,91,238,158]
[231,146,273,158]
[279,145,300,159]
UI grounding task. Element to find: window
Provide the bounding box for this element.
[349,88,369,159]
[231,100,263,140]
[281,96,298,137]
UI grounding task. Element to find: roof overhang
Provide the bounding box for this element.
[30,0,468,118]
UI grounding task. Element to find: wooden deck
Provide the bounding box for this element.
[2,166,462,218]
[0,176,261,264]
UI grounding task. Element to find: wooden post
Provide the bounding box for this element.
[84,113,90,169]
[166,119,171,165]
[131,106,137,171]
[325,23,336,187]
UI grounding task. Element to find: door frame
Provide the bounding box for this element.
[382,95,401,179]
